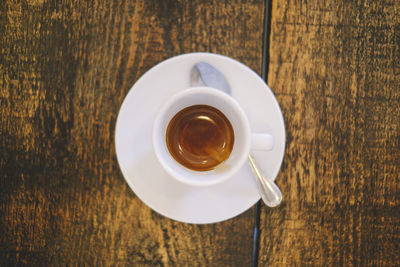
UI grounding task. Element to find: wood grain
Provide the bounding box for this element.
[0,0,265,265]
[260,0,400,266]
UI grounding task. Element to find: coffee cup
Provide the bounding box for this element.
[153,86,274,186]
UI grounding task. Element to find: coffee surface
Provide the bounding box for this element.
[166,105,234,171]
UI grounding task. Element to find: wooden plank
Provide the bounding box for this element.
[260,1,400,266]
[0,0,265,265]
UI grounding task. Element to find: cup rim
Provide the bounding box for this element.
[152,86,251,187]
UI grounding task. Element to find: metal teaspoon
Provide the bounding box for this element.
[190,62,282,207]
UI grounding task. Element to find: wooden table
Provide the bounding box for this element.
[1,0,399,266]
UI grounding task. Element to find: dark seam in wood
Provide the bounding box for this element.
[252,0,273,267]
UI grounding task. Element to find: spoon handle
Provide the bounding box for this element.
[248,154,282,207]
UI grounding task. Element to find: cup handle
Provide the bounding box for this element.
[251,133,274,151]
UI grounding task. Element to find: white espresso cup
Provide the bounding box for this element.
[153,86,273,186]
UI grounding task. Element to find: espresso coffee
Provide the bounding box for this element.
[166,105,234,171]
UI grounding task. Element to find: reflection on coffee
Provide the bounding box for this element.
[166,105,234,171]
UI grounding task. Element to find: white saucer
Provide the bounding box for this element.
[115,53,285,224]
